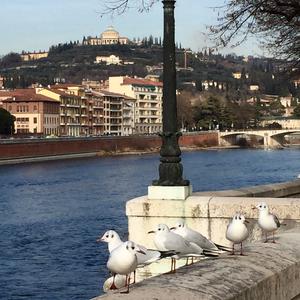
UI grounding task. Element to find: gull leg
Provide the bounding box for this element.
[240,242,247,256]
[132,270,136,284]
[121,274,130,294]
[191,257,194,264]
[264,232,268,243]
[272,232,276,243]
[110,274,118,290]
[172,258,176,273]
[230,243,235,255]
[185,257,189,266]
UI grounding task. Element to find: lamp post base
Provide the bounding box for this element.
[153,132,190,186]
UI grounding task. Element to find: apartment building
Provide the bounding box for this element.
[83,89,104,135]
[37,87,86,136]
[0,89,60,135]
[108,76,163,134]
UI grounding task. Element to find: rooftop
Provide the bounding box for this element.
[0,89,59,103]
[122,77,163,88]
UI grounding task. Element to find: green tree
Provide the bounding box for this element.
[0,108,15,135]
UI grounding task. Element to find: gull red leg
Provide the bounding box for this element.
[110,274,117,290]
[264,232,268,243]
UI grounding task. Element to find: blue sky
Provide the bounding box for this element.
[0,0,263,56]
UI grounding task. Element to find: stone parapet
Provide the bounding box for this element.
[95,228,300,300]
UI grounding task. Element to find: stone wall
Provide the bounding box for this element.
[0,132,218,160]
[94,180,300,300]
[96,227,300,300]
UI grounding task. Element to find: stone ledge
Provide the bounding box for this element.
[94,228,300,300]
[193,179,300,198]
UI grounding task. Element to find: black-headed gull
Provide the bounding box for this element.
[252,202,284,243]
[226,213,249,255]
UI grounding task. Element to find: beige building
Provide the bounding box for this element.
[21,51,49,61]
[108,76,163,134]
[261,118,300,129]
[83,26,129,46]
[0,89,60,135]
[37,87,87,136]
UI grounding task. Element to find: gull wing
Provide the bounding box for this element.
[272,213,281,228]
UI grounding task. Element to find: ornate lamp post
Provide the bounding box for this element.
[153,0,189,186]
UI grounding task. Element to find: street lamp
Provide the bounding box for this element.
[152,0,189,186]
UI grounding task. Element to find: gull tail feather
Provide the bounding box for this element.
[158,250,179,258]
[203,249,219,257]
[214,243,232,252]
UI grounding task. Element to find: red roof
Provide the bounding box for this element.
[44,88,80,98]
[122,77,163,87]
[0,89,59,103]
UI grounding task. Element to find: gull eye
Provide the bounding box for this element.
[158,228,161,231]
[111,234,114,238]
[264,206,266,208]
[259,205,262,208]
[239,216,241,220]
[131,246,135,250]
[179,224,181,227]
[126,245,129,250]
[106,235,109,238]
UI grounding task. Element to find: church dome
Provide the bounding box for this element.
[101,26,119,39]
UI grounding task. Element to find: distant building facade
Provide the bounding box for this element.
[21,51,49,61]
[108,76,163,134]
[95,55,121,65]
[83,26,129,46]
[0,89,60,135]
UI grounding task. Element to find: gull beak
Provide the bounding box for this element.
[137,249,146,255]
[96,237,104,243]
[244,220,249,223]
[170,227,176,230]
[148,230,155,234]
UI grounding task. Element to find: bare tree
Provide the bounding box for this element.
[100,0,158,15]
[211,0,300,71]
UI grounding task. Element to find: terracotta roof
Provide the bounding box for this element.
[122,77,163,87]
[0,89,59,103]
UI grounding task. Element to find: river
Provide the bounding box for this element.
[1,148,300,300]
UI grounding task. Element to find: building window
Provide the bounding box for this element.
[34,117,37,124]
[34,105,37,111]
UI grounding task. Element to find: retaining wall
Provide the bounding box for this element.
[0,132,218,160]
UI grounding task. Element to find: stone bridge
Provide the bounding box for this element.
[219,129,300,148]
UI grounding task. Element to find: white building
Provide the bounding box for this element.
[83,26,129,46]
[108,76,163,134]
[95,55,121,65]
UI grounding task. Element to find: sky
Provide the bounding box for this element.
[0,0,264,56]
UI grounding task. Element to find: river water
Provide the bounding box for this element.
[1,148,300,300]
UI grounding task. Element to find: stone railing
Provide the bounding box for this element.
[93,180,300,299]
[96,227,300,300]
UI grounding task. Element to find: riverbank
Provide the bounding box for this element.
[0,132,219,165]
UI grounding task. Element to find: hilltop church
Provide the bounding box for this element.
[83,26,129,46]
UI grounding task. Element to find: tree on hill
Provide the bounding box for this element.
[0,108,15,135]
[0,52,22,68]
[211,0,300,71]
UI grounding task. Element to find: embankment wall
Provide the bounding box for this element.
[0,132,218,160]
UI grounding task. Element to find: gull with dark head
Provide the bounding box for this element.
[226,213,249,255]
[252,202,284,243]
